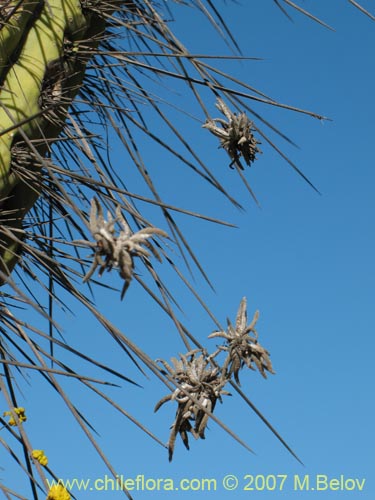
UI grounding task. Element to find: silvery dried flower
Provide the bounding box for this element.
[75,198,168,296]
[155,349,229,461]
[203,98,261,169]
[209,297,274,384]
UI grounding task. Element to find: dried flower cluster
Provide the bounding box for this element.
[155,350,229,461]
[203,98,261,169]
[76,199,168,296]
[156,298,274,460]
[209,297,274,384]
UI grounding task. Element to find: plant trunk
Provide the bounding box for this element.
[0,0,117,280]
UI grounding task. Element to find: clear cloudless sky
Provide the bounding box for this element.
[11,1,375,498]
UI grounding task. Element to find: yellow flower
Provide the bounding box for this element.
[32,449,48,466]
[46,484,71,500]
[3,407,27,426]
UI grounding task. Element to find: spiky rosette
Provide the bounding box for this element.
[155,349,230,461]
[203,98,262,170]
[209,297,274,384]
[75,198,168,297]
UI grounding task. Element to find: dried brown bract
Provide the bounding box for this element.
[76,198,168,296]
[203,98,261,170]
[155,349,230,461]
[209,297,274,384]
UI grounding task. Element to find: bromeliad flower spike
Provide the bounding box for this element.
[209,297,274,384]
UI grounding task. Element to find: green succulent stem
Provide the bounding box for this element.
[0,0,120,281]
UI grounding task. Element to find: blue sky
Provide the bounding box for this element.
[7,1,375,498]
